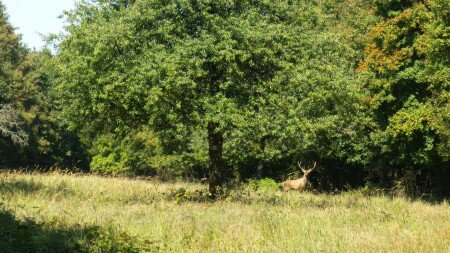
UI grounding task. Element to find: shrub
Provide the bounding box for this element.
[248,178,281,191]
[90,128,161,174]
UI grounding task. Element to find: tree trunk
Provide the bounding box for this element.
[208,121,224,197]
[256,163,263,179]
[256,135,269,179]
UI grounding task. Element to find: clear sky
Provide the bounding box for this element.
[2,0,76,50]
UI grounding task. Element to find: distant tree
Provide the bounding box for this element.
[359,0,450,193]
[0,2,88,169]
[0,104,27,145]
[13,50,89,168]
[0,1,24,103]
[0,2,28,164]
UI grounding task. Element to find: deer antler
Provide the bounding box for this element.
[311,161,317,171]
[299,161,317,174]
[298,162,307,173]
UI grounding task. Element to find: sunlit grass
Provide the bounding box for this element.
[1,171,449,252]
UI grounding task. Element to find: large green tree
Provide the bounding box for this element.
[58,0,302,193]
[360,0,450,194]
[56,0,378,193]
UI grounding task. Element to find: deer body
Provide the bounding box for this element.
[283,177,308,191]
[282,162,316,192]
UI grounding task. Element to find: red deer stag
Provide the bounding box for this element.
[282,162,316,192]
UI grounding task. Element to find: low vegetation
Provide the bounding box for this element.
[1,171,449,252]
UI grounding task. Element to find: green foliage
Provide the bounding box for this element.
[166,187,212,204]
[1,0,448,196]
[0,2,28,158]
[55,0,379,190]
[0,104,28,145]
[88,126,206,179]
[360,0,450,194]
[0,3,88,170]
[0,2,25,103]
[248,178,280,191]
[90,127,161,174]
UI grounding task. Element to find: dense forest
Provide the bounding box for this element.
[0,0,449,197]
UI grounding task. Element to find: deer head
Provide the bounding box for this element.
[298,161,316,178]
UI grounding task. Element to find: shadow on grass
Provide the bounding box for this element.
[165,187,290,206]
[0,180,44,194]
[0,179,74,197]
[0,207,154,253]
[166,185,450,208]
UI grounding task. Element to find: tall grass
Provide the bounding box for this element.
[0,171,449,252]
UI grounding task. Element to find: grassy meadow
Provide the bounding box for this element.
[0,171,449,253]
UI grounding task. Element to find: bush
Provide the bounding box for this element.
[248,178,281,191]
[90,128,161,174]
[165,187,212,204]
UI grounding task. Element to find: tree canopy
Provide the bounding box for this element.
[0,1,87,169]
[360,0,450,193]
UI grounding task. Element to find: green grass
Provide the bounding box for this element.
[0,171,449,252]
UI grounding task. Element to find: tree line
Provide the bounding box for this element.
[0,0,448,196]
